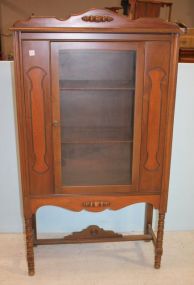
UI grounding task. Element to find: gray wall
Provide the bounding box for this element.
[0,62,194,233]
[1,0,194,58]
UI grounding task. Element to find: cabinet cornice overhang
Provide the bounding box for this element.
[11,8,180,34]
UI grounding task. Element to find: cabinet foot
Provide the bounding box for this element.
[154,213,165,269]
[25,217,35,276]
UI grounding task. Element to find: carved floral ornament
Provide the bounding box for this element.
[82,15,114,23]
[83,201,111,208]
[64,225,123,240]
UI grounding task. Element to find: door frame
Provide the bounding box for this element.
[51,41,144,195]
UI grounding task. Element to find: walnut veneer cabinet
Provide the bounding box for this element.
[12,9,180,275]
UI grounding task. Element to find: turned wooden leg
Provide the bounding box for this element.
[25,217,35,276]
[144,203,153,236]
[155,213,165,269]
[32,214,38,246]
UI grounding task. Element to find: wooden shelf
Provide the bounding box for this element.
[61,140,133,144]
[60,87,135,91]
[59,80,135,90]
[61,142,132,186]
[60,127,134,142]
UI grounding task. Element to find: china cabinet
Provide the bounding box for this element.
[12,9,180,275]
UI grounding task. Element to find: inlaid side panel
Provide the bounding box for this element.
[144,68,165,171]
[139,42,170,193]
[22,41,54,195]
[27,67,48,173]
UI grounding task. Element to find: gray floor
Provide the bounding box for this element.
[0,232,194,285]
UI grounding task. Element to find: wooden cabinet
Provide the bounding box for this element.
[12,9,180,275]
[129,0,173,21]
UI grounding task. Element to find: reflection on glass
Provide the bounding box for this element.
[58,49,136,186]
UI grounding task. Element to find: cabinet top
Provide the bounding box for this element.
[11,8,180,34]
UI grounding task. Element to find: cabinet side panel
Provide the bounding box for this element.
[139,41,170,193]
[22,40,54,195]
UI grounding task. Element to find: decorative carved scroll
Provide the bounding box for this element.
[64,225,123,241]
[31,195,160,213]
[27,67,48,174]
[144,68,165,171]
[82,15,113,22]
[12,9,180,33]
[83,201,111,208]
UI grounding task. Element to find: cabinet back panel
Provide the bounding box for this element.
[56,47,137,188]
[61,142,132,186]
[59,50,136,86]
[60,90,134,142]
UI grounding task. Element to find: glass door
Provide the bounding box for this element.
[51,42,144,194]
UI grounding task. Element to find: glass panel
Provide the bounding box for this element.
[58,49,136,186]
[61,143,132,186]
[60,90,134,142]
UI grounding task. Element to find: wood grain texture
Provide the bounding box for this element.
[21,33,171,41]
[64,225,123,240]
[179,48,194,63]
[130,0,173,21]
[139,41,170,193]
[144,203,153,235]
[13,31,31,200]
[25,217,35,276]
[32,214,37,246]
[35,233,153,245]
[12,9,180,274]
[145,68,165,171]
[30,195,161,214]
[22,41,54,195]
[11,8,180,34]
[27,67,48,173]
[155,213,165,269]
[160,34,180,212]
